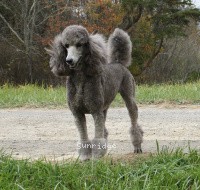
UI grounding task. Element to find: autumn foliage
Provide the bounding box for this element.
[41,0,124,46]
[83,0,123,35]
[1,0,200,85]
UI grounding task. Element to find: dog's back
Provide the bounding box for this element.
[101,28,134,109]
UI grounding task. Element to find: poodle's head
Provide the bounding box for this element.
[46,25,107,77]
[61,25,90,70]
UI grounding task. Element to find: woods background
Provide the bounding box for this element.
[1,0,200,85]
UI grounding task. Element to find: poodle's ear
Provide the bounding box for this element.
[46,34,71,77]
[84,33,107,76]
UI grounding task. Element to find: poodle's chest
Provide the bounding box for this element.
[67,79,104,113]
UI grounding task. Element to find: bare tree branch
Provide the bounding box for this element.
[17,0,22,5]
[0,13,24,44]
[143,37,164,69]
[29,0,37,16]
[35,6,68,26]
[0,35,25,54]
[119,4,143,31]
[0,2,12,12]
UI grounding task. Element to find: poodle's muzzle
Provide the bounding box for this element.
[66,46,82,69]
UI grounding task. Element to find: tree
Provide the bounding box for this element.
[1,0,200,84]
[1,0,122,84]
[0,0,40,82]
[83,0,123,35]
[141,20,200,83]
[0,0,68,83]
[41,0,123,45]
[119,0,200,76]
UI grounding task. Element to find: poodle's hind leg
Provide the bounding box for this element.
[122,95,143,153]
[103,109,109,139]
[120,80,143,153]
[74,113,92,161]
[91,112,108,158]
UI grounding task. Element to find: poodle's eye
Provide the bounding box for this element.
[76,43,82,48]
[65,44,69,49]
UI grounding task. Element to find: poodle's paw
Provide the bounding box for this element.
[91,138,107,159]
[134,144,142,154]
[130,125,143,154]
[77,140,92,161]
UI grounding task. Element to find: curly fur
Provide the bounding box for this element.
[46,25,143,160]
[107,28,132,66]
[45,34,70,76]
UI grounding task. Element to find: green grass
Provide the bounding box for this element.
[0,81,199,108]
[0,84,66,108]
[137,82,200,105]
[0,148,200,189]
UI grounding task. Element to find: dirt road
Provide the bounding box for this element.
[0,106,200,160]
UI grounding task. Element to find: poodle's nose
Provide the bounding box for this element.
[66,58,73,65]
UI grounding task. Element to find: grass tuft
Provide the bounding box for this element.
[0,148,200,189]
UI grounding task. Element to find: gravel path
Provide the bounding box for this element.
[0,106,200,160]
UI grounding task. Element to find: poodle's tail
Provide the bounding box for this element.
[107,28,132,67]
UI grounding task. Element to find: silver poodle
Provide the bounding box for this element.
[46,25,143,160]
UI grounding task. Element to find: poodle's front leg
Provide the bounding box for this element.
[92,112,107,158]
[74,113,92,161]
